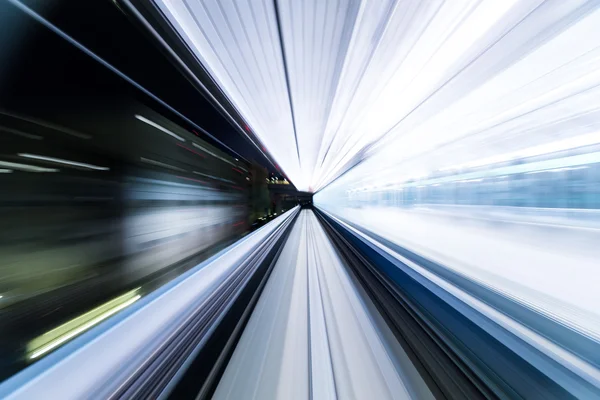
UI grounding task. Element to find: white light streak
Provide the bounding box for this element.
[135,114,185,142]
[0,160,58,172]
[140,157,186,172]
[191,142,244,171]
[193,170,235,184]
[440,132,600,172]
[0,169,12,173]
[18,154,109,171]
[526,166,590,174]
[30,295,141,359]
[153,1,600,195]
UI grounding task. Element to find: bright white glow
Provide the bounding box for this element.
[440,132,600,172]
[154,1,600,194]
[0,160,58,172]
[0,169,12,173]
[18,153,109,171]
[152,0,302,188]
[135,114,185,142]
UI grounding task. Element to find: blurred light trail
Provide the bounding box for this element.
[27,289,142,359]
[0,0,267,390]
[139,157,186,172]
[134,114,185,142]
[176,142,205,158]
[3,0,600,397]
[0,126,43,140]
[0,210,299,398]
[153,0,600,192]
[18,153,110,171]
[0,109,91,140]
[439,131,600,172]
[213,210,423,400]
[176,176,206,185]
[193,170,235,184]
[0,160,58,172]
[191,141,243,169]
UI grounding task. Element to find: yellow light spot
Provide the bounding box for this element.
[27,289,141,359]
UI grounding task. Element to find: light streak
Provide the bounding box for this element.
[140,157,186,172]
[135,114,185,142]
[18,153,109,171]
[0,160,58,172]
[28,289,141,359]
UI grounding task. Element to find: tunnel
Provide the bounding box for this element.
[1,1,600,399]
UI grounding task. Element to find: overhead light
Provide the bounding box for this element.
[0,160,58,172]
[18,153,109,171]
[135,114,185,142]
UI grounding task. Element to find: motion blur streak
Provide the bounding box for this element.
[0,0,255,381]
[18,153,110,171]
[0,160,59,172]
[154,0,600,192]
[213,210,425,400]
[1,0,600,399]
[134,114,186,142]
[28,290,142,359]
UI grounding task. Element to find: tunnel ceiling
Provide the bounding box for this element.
[151,0,600,192]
